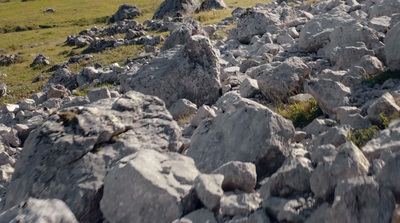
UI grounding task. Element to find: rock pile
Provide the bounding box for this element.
[1,0,400,222]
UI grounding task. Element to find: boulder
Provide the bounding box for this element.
[190,105,217,127]
[239,78,259,98]
[153,0,200,19]
[122,35,221,107]
[220,192,261,216]
[30,54,50,67]
[356,55,384,76]
[236,9,280,44]
[329,42,374,70]
[110,5,142,23]
[100,149,200,223]
[0,83,6,97]
[257,57,311,102]
[200,0,227,11]
[213,161,257,193]
[187,93,294,179]
[74,35,93,48]
[385,22,400,71]
[0,198,78,223]
[46,68,77,91]
[173,209,217,223]
[86,87,111,103]
[306,79,351,116]
[168,98,197,120]
[367,93,400,125]
[369,16,390,33]
[18,99,36,111]
[76,67,101,87]
[3,91,183,222]
[376,152,400,198]
[310,141,370,200]
[194,174,224,211]
[161,20,208,51]
[260,157,314,198]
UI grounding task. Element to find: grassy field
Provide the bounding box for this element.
[0,0,271,105]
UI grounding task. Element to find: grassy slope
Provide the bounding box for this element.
[0,0,271,105]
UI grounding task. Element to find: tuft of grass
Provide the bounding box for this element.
[348,125,380,148]
[365,70,400,86]
[57,109,79,128]
[276,99,323,128]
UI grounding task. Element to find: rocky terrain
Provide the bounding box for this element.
[0,0,400,222]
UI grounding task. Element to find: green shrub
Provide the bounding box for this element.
[348,125,380,148]
[276,99,323,128]
[365,70,400,86]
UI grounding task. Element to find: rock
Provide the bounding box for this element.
[122,35,220,108]
[236,9,280,44]
[367,93,400,125]
[187,93,294,179]
[101,149,200,223]
[0,54,20,66]
[30,54,50,67]
[3,91,183,222]
[0,83,7,97]
[340,114,371,129]
[263,197,303,222]
[220,192,261,216]
[239,78,259,98]
[227,209,271,223]
[47,84,70,99]
[329,42,374,70]
[299,11,355,52]
[240,59,260,73]
[376,152,400,198]
[173,209,217,223]
[190,105,217,127]
[356,55,384,76]
[18,99,36,111]
[310,126,350,149]
[68,54,93,64]
[288,94,314,103]
[200,0,227,11]
[308,177,395,223]
[161,20,208,51]
[4,129,21,148]
[369,16,390,33]
[385,22,400,71]
[124,29,146,40]
[0,198,78,223]
[194,174,224,211]
[257,57,310,102]
[43,8,56,13]
[260,157,313,198]
[310,141,370,200]
[110,5,142,23]
[169,98,198,120]
[86,87,111,103]
[362,120,400,160]
[213,161,257,193]
[74,35,93,48]
[2,103,19,113]
[153,0,200,19]
[306,79,351,116]
[76,67,101,87]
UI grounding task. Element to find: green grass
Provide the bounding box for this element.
[365,70,400,86]
[0,0,272,106]
[276,99,323,128]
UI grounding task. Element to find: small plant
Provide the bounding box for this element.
[348,125,380,148]
[57,110,79,128]
[72,83,115,97]
[365,70,400,86]
[276,99,323,128]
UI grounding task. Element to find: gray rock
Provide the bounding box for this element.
[194,174,224,211]
[3,91,183,222]
[191,105,217,127]
[385,22,400,71]
[110,5,142,23]
[76,67,101,87]
[101,149,200,223]
[30,54,50,67]
[227,209,270,223]
[173,209,217,223]
[367,92,400,125]
[0,83,6,97]
[153,0,200,19]
[329,42,374,70]
[87,87,111,103]
[169,98,198,120]
[369,16,390,33]
[47,84,70,99]
[263,197,303,222]
[240,59,260,73]
[0,198,78,223]
[122,35,221,108]
[74,35,93,48]
[288,94,314,103]
[213,161,257,193]
[200,0,227,11]
[239,78,259,98]
[310,141,370,200]
[124,29,146,40]
[260,157,313,198]
[236,9,281,44]
[257,57,311,102]
[376,152,400,198]
[310,126,350,148]
[4,129,21,148]
[162,20,208,51]
[220,192,261,216]
[306,79,351,116]
[187,93,294,179]
[340,114,371,129]
[18,99,36,111]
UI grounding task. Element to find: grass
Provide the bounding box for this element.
[72,83,115,97]
[0,0,272,106]
[276,99,323,128]
[365,70,400,86]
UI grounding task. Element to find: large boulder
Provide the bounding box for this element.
[153,0,201,19]
[121,35,221,107]
[299,11,355,53]
[257,57,311,102]
[161,20,208,51]
[306,79,351,116]
[110,5,142,23]
[385,22,400,71]
[100,149,200,223]
[2,91,183,222]
[376,152,400,198]
[0,198,78,223]
[187,93,295,179]
[46,68,77,91]
[235,9,281,44]
[199,0,227,11]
